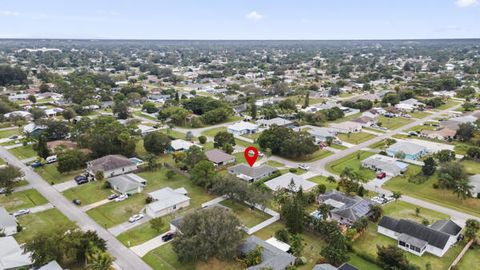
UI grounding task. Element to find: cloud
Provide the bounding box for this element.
[246,11,264,21]
[0,10,19,16]
[455,0,478,7]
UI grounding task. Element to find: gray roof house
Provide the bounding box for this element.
[107,173,147,195]
[307,127,338,143]
[378,216,461,257]
[313,263,359,270]
[228,164,278,183]
[238,236,296,270]
[87,155,137,179]
[386,141,428,160]
[256,117,294,128]
[0,207,17,236]
[361,154,408,176]
[38,261,63,270]
[318,190,373,225]
[468,174,480,198]
[0,236,32,270]
[145,187,191,218]
[205,149,236,166]
[264,173,317,192]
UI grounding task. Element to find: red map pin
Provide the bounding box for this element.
[244,146,259,167]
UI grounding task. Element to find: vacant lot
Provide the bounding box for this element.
[377,116,414,130]
[326,150,376,180]
[35,164,83,185]
[201,127,227,138]
[409,111,431,119]
[338,132,375,144]
[63,181,114,205]
[219,200,271,228]
[117,218,169,247]
[8,145,37,160]
[0,128,20,139]
[0,189,48,212]
[15,209,75,243]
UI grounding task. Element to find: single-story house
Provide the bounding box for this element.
[38,261,63,270]
[352,116,377,127]
[145,187,191,218]
[137,124,159,136]
[205,149,236,166]
[0,236,32,269]
[468,175,480,198]
[318,190,373,226]
[361,154,408,176]
[386,141,428,160]
[107,173,147,195]
[307,127,338,143]
[4,111,31,119]
[313,263,359,270]
[45,107,64,117]
[228,164,278,183]
[256,117,293,128]
[7,94,29,101]
[227,121,259,136]
[87,155,138,179]
[23,123,47,136]
[169,139,199,152]
[378,216,461,257]
[420,128,456,141]
[264,173,317,192]
[0,207,17,236]
[395,98,425,112]
[330,121,362,134]
[238,236,296,270]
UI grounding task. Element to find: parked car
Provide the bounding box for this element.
[108,194,119,200]
[0,187,9,194]
[46,155,57,164]
[74,175,88,185]
[161,232,175,242]
[258,152,265,157]
[115,194,128,202]
[298,164,310,170]
[12,209,30,217]
[30,161,43,168]
[376,172,387,179]
[9,135,18,140]
[72,199,81,205]
[128,214,144,223]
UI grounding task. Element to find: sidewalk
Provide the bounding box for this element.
[29,203,55,214]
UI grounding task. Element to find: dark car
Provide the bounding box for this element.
[72,199,81,205]
[108,194,119,200]
[31,161,43,168]
[74,175,88,185]
[161,232,175,242]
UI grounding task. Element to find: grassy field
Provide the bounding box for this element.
[437,100,461,110]
[0,158,4,165]
[35,164,83,185]
[383,165,480,217]
[456,245,480,270]
[133,111,159,121]
[407,124,436,133]
[326,150,376,180]
[338,132,375,144]
[219,200,271,228]
[284,149,333,162]
[383,200,449,223]
[0,128,20,139]
[378,116,414,130]
[201,127,227,138]
[409,111,432,119]
[117,218,169,247]
[8,145,37,160]
[15,209,75,243]
[265,160,284,167]
[0,189,48,212]
[462,160,480,175]
[63,181,115,205]
[308,175,337,191]
[233,152,246,164]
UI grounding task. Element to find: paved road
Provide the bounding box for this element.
[0,146,152,270]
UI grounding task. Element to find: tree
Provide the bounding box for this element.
[394,151,406,160]
[185,131,193,142]
[290,234,304,256]
[198,135,207,144]
[95,171,104,181]
[241,245,263,267]
[453,178,473,200]
[150,217,165,233]
[146,153,157,171]
[31,108,46,121]
[258,126,318,159]
[438,162,468,189]
[320,233,349,266]
[62,108,77,122]
[190,160,216,187]
[112,100,129,119]
[318,204,332,221]
[422,157,437,176]
[433,150,456,163]
[250,101,257,120]
[166,170,176,180]
[213,131,235,148]
[466,147,480,160]
[0,165,23,194]
[183,145,207,168]
[172,207,242,262]
[222,143,234,154]
[392,191,402,200]
[464,219,480,240]
[369,205,383,222]
[455,123,475,142]
[280,185,307,233]
[86,249,113,270]
[143,132,171,155]
[377,245,418,270]
[42,120,70,140]
[211,175,270,207]
[34,135,50,159]
[142,102,158,113]
[57,149,87,173]
[28,95,37,104]
[303,92,310,108]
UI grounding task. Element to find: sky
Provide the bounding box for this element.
[1,0,479,40]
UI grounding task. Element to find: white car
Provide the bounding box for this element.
[46,155,57,164]
[298,164,310,170]
[128,214,144,223]
[115,194,128,202]
[12,209,30,217]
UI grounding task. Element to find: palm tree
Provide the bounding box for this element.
[87,249,113,270]
[318,204,332,221]
[453,179,473,200]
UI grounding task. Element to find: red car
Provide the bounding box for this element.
[377,172,386,179]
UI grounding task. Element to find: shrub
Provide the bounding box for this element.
[289,168,298,173]
[198,136,207,144]
[275,228,290,243]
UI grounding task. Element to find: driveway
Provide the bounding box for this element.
[53,180,78,192]
[109,215,151,236]
[130,231,172,257]
[81,199,112,212]
[28,203,55,214]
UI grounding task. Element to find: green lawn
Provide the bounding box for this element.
[117,218,169,247]
[437,100,461,110]
[15,209,75,243]
[308,175,337,191]
[201,127,227,138]
[134,111,159,121]
[234,138,259,149]
[8,145,37,160]
[0,189,48,212]
[0,158,4,165]
[329,143,348,150]
[35,164,83,185]
[233,152,247,164]
[284,149,333,162]
[456,245,480,270]
[63,181,115,205]
[219,200,271,228]
[409,111,431,119]
[462,160,480,175]
[378,116,414,130]
[161,129,188,140]
[353,222,464,270]
[243,132,261,141]
[330,113,362,123]
[383,200,448,223]
[0,128,20,139]
[265,160,284,167]
[384,165,480,217]
[348,253,382,270]
[407,124,436,133]
[326,151,376,180]
[338,132,375,144]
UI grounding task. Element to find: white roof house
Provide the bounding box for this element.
[469,175,480,198]
[146,187,191,218]
[169,139,199,152]
[4,111,31,119]
[256,117,293,128]
[264,173,317,192]
[395,98,424,111]
[227,122,259,136]
[0,237,32,270]
[361,154,408,176]
[38,261,63,270]
[330,121,362,134]
[0,207,17,236]
[23,123,47,134]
